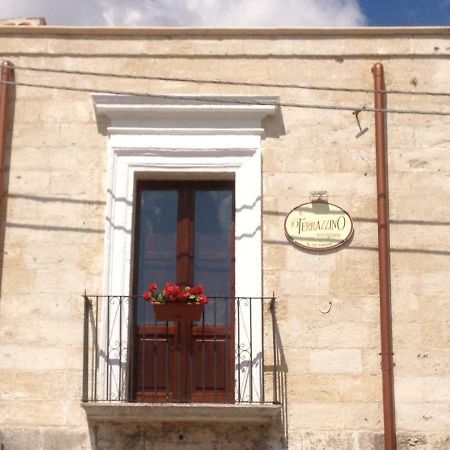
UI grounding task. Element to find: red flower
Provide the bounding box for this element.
[179,290,190,301]
[148,283,158,293]
[163,283,181,302]
[187,286,195,296]
[143,291,152,301]
[188,284,204,296]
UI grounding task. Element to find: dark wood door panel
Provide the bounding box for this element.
[134,334,177,401]
[193,339,227,388]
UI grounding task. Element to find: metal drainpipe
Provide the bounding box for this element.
[372,62,397,450]
[0,61,14,216]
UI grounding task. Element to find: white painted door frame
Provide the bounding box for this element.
[92,94,278,403]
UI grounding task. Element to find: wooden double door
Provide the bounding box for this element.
[132,180,235,402]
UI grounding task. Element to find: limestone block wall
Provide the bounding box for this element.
[0,27,449,450]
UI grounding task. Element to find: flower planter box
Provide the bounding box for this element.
[152,302,204,322]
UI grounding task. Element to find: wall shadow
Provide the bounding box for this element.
[264,106,286,139]
[268,297,289,447]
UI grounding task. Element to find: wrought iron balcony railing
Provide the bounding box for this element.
[82,294,280,405]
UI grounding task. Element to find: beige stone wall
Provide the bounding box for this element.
[0,28,449,449]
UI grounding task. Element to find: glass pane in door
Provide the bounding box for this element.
[136,189,178,324]
[194,189,233,325]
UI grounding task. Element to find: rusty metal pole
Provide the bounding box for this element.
[0,60,14,214]
[373,62,397,450]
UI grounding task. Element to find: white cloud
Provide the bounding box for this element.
[1,0,367,27]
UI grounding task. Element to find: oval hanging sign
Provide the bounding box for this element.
[284,202,353,251]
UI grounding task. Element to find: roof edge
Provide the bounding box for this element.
[0,25,449,37]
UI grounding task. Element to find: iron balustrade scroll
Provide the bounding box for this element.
[82,294,280,405]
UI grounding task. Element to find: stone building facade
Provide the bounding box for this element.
[0,26,449,450]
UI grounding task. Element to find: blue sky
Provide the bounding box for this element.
[361,0,450,26]
[1,0,450,26]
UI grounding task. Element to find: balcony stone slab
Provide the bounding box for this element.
[82,402,281,424]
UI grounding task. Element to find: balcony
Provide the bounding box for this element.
[81,295,282,423]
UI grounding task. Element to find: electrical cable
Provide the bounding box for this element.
[10,64,450,98]
[2,79,450,116]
